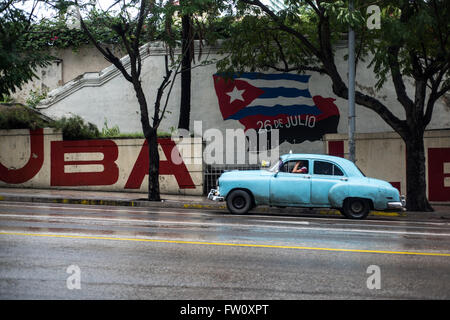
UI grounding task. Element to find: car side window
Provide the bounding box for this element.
[280,160,309,174]
[279,161,293,173]
[313,161,344,176]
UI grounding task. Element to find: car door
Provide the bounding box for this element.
[310,160,346,205]
[270,160,311,205]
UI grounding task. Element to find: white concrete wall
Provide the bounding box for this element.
[12,61,63,104]
[11,46,125,105]
[0,128,203,195]
[323,130,450,201]
[35,41,450,159]
[0,128,62,187]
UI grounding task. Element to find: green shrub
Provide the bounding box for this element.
[104,132,145,139]
[53,115,100,140]
[0,106,50,130]
[101,118,121,137]
[0,95,14,104]
[26,88,48,108]
[0,108,172,141]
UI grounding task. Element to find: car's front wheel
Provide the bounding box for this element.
[341,198,370,219]
[226,190,252,214]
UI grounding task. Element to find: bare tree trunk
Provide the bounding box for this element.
[178,13,192,131]
[323,55,433,212]
[77,0,169,202]
[133,80,161,201]
[405,130,433,212]
[147,128,160,201]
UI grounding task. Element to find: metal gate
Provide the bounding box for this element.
[203,164,261,195]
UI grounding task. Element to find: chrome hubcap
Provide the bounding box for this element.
[351,201,363,213]
[233,196,245,209]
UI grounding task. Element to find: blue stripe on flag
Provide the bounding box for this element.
[226,105,322,120]
[214,73,311,83]
[237,73,311,83]
[259,87,312,98]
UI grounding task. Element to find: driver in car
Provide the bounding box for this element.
[292,161,308,174]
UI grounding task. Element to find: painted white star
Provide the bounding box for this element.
[226,86,245,103]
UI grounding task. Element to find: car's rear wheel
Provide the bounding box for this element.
[342,198,370,219]
[226,190,252,214]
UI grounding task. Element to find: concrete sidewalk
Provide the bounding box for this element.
[0,187,449,222]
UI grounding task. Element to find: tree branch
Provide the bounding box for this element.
[0,0,15,13]
[409,50,424,78]
[355,91,408,138]
[263,64,327,74]
[387,46,414,112]
[239,0,322,59]
[322,60,408,138]
[75,2,133,82]
[155,55,182,129]
[133,0,151,56]
[431,0,446,56]
[272,34,289,71]
[304,0,321,17]
[153,55,173,128]
[424,67,450,127]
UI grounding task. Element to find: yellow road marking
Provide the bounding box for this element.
[1,231,449,257]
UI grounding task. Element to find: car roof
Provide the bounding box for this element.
[280,153,363,176]
[281,153,348,162]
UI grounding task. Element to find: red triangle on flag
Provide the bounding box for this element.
[213,75,265,120]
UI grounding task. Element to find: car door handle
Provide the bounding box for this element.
[303,175,311,179]
[340,177,348,181]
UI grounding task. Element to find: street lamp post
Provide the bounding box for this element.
[348,0,356,163]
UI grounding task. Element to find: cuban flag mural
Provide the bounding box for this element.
[213,73,340,144]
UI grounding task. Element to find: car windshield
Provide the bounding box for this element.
[269,160,282,172]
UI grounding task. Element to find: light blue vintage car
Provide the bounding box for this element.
[208,153,406,219]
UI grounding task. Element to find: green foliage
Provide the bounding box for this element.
[109,132,145,139]
[157,130,173,138]
[0,94,14,104]
[159,0,234,68]
[321,0,365,28]
[219,0,449,96]
[1,0,174,98]
[0,108,164,139]
[26,88,49,108]
[25,15,123,52]
[217,1,345,75]
[0,105,51,130]
[101,118,121,137]
[367,0,450,90]
[99,118,171,138]
[217,14,316,73]
[52,115,100,140]
[0,2,55,96]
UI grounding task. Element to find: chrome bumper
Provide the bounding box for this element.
[208,189,224,202]
[387,195,406,211]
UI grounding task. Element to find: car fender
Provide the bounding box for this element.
[219,171,271,205]
[329,182,378,208]
[328,183,349,208]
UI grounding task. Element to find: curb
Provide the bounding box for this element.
[0,193,410,219]
[0,194,218,210]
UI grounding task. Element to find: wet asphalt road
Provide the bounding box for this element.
[0,201,449,299]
